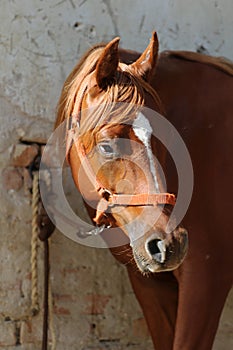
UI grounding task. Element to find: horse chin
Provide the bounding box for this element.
[133,251,187,274]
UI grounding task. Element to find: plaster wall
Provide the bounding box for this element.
[0,1,232,349]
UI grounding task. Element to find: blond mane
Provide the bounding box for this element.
[55,44,105,129]
[55,44,162,147]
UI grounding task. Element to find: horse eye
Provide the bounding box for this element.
[98,143,115,156]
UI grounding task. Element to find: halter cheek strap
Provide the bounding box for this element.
[65,72,93,164]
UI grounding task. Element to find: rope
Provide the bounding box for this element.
[31,171,40,316]
[48,239,57,350]
[41,237,56,350]
[42,239,49,350]
[41,169,57,349]
[31,168,57,349]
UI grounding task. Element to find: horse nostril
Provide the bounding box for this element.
[147,239,161,255]
[147,238,167,264]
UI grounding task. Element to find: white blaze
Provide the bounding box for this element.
[133,112,160,193]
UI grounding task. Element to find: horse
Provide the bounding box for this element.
[55,32,233,349]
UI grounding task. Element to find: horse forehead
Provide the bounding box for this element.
[95,113,153,142]
[96,124,132,140]
[133,112,153,141]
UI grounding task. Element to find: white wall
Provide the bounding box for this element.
[1,0,232,140]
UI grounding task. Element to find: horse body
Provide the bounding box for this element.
[155,52,233,349]
[56,34,233,349]
[121,50,233,349]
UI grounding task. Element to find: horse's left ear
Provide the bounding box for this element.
[130,32,159,81]
[96,37,120,89]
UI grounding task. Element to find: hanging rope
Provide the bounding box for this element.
[31,166,56,350]
[31,171,40,316]
[48,239,57,350]
[40,169,56,349]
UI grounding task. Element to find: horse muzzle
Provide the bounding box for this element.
[132,227,188,273]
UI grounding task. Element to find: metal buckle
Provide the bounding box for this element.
[98,188,112,202]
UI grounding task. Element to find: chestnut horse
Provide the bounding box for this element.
[55,33,233,349]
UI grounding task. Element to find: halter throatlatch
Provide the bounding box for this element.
[66,114,176,229]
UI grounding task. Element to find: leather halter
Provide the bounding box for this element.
[65,73,176,227]
[66,115,176,227]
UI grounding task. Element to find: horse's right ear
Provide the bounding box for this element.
[96,37,120,89]
[130,32,159,82]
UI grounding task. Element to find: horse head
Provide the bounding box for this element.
[57,32,188,273]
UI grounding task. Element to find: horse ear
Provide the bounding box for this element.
[130,32,159,81]
[96,37,120,89]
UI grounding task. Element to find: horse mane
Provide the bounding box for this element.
[55,44,105,129]
[55,44,162,138]
[166,50,233,76]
